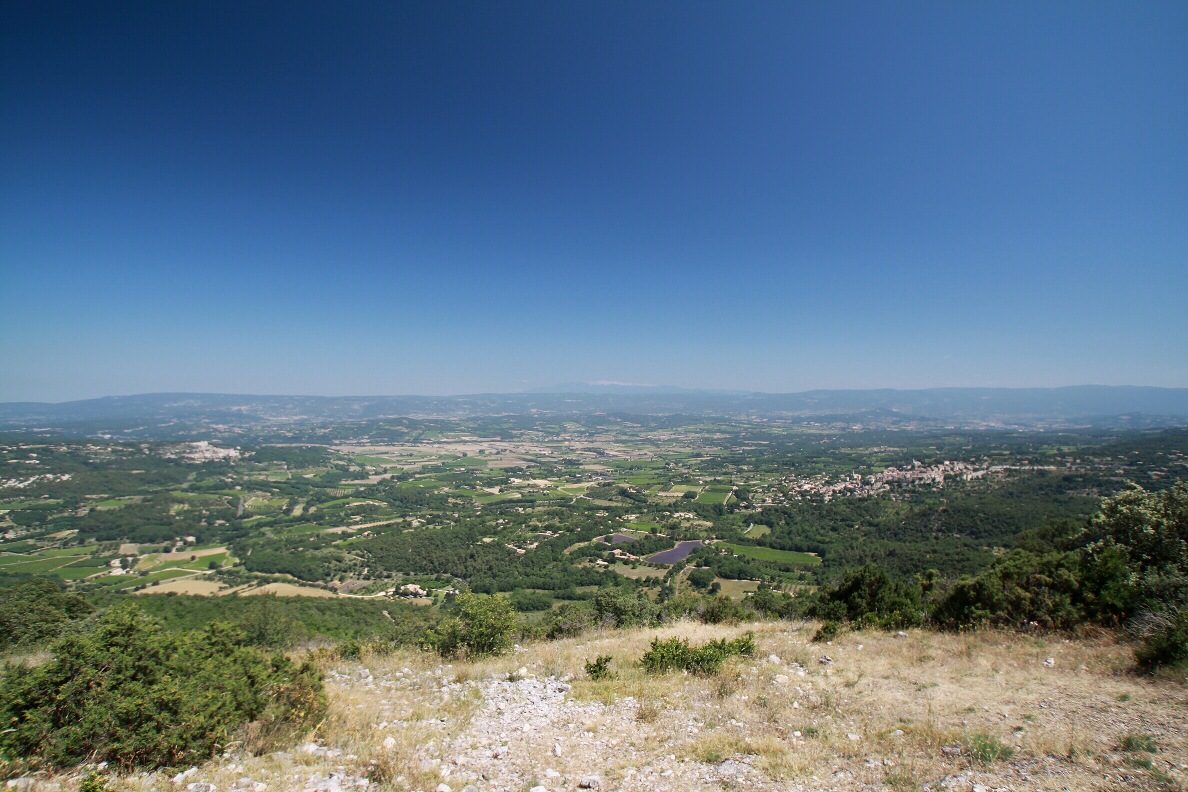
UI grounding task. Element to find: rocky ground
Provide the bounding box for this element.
[12,622,1188,792]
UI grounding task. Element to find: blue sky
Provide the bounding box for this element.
[2,1,1186,401]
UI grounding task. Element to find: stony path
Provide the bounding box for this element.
[429,672,760,792]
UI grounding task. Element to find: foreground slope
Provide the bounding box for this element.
[66,621,1187,792]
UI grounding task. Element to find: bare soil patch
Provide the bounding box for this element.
[240,582,338,598]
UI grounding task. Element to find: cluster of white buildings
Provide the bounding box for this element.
[753,459,1052,504]
[160,441,242,463]
[1,472,72,489]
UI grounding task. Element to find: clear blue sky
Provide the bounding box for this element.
[2,1,1186,401]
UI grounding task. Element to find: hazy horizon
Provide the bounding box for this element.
[3,2,1186,402]
[6,382,1188,407]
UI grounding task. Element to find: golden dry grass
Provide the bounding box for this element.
[27,621,1188,791]
[239,582,338,598]
[130,577,228,596]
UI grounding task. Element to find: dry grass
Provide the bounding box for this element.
[453,621,1187,790]
[131,577,228,595]
[239,582,338,598]
[24,621,1188,792]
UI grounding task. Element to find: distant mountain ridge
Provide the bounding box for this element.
[2,386,1188,437]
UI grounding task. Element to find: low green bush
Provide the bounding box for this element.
[0,605,325,771]
[1120,733,1159,753]
[547,601,597,638]
[641,632,755,676]
[585,655,613,680]
[1134,607,1188,672]
[593,588,659,628]
[812,620,841,642]
[967,734,1014,763]
[78,772,111,792]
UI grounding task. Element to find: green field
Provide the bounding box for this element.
[36,546,96,558]
[714,578,761,598]
[442,456,488,468]
[610,562,663,580]
[170,552,228,570]
[273,522,328,536]
[104,569,199,590]
[1,499,63,510]
[718,542,821,565]
[0,541,36,554]
[0,554,90,574]
[696,490,732,504]
[350,455,397,466]
[246,496,288,513]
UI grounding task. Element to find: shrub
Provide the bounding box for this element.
[547,601,597,638]
[701,594,749,624]
[509,590,553,612]
[1134,606,1188,672]
[0,605,325,770]
[233,594,307,648]
[593,588,660,628]
[967,734,1014,763]
[0,578,94,651]
[641,632,754,676]
[748,585,797,618]
[1121,733,1159,753]
[812,620,841,642]
[585,655,613,680]
[425,592,516,658]
[78,773,111,792]
[813,564,923,629]
[641,637,692,674]
[932,550,1084,630]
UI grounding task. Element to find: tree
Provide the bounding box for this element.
[813,564,923,629]
[593,587,659,628]
[426,592,516,658]
[1082,483,1188,610]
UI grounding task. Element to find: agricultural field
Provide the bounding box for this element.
[0,417,1183,617]
[716,542,822,566]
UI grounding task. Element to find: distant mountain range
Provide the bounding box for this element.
[2,386,1188,438]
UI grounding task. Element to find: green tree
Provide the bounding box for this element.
[813,564,923,629]
[592,587,659,628]
[1082,483,1188,610]
[426,592,516,658]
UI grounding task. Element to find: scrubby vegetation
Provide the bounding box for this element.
[0,606,325,771]
[641,632,755,675]
[425,592,517,658]
[0,578,93,651]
